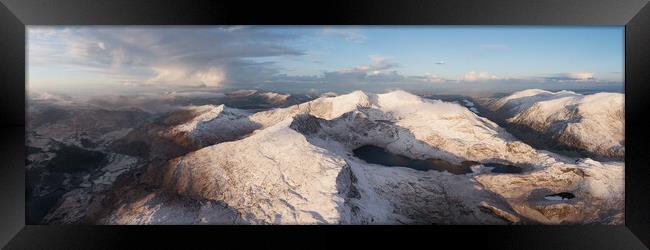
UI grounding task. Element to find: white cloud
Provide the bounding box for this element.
[564,72,595,80]
[462,71,499,81]
[196,67,227,87]
[422,73,445,83]
[146,66,226,87]
[341,55,399,73]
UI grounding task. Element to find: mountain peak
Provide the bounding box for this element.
[376,90,423,108]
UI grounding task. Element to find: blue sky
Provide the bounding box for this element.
[28,26,624,95]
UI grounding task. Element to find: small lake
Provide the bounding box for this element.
[544,192,575,201]
[352,145,473,174]
[353,145,525,175]
[483,163,523,174]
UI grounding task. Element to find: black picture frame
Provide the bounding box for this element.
[1,0,649,249]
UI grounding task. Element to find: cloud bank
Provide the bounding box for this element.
[28,27,621,95]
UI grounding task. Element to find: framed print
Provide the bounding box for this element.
[1,0,649,249]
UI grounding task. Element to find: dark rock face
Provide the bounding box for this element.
[336,164,360,199]
[289,114,323,135]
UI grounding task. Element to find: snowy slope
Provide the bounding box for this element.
[161,91,375,149]
[166,104,260,148]
[486,89,624,159]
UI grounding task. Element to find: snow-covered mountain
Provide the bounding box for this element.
[483,89,624,159]
[146,91,386,153]
[260,92,291,104]
[165,104,260,148]
[55,90,624,225]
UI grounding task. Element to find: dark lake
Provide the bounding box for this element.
[544,192,575,201]
[483,163,523,174]
[352,145,473,174]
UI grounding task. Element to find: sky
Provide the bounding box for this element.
[28,26,624,96]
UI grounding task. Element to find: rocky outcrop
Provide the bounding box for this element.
[475,159,624,224]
